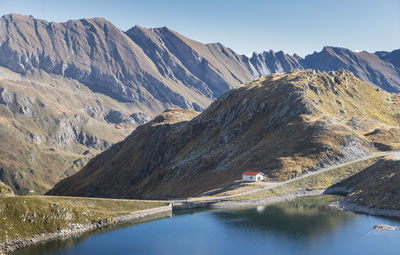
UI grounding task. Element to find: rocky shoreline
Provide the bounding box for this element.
[0,204,172,254]
[176,188,400,221]
[212,189,400,220]
[211,189,326,208]
[329,200,400,218]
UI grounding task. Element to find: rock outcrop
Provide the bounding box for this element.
[48,70,400,199]
[374,224,398,231]
[0,181,13,196]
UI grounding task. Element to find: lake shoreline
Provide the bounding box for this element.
[4,189,400,254]
[211,189,326,209]
[172,189,328,210]
[329,199,400,218]
[0,204,172,254]
[175,187,400,220]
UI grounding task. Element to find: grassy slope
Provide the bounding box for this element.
[216,154,400,212]
[0,181,13,196]
[49,70,400,199]
[332,157,400,210]
[0,67,161,195]
[0,196,167,242]
[221,157,382,200]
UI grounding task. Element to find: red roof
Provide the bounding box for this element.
[242,171,260,176]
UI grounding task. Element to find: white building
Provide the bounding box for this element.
[242,171,266,182]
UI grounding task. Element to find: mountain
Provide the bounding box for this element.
[0,14,253,194]
[302,47,400,93]
[125,26,256,101]
[0,14,254,111]
[48,70,400,199]
[0,13,399,195]
[376,49,400,70]
[249,50,303,75]
[1,14,399,105]
[0,67,147,194]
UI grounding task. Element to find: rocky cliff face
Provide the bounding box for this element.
[0,67,143,194]
[249,50,303,76]
[48,70,400,199]
[0,14,252,112]
[0,15,149,102]
[125,27,255,101]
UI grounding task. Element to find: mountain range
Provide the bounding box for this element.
[48,70,400,198]
[0,13,399,194]
[1,13,400,105]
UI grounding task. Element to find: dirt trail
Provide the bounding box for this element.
[173,151,400,203]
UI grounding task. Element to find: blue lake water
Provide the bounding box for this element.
[12,196,400,255]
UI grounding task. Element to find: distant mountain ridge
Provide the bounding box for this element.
[0,13,399,195]
[0,13,399,108]
[302,47,400,92]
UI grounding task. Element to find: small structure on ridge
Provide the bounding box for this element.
[242,171,266,182]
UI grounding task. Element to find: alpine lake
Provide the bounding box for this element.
[11,195,400,255]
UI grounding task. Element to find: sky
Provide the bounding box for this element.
[0,0,398,57]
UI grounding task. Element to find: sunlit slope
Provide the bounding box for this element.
[49,70,400,198]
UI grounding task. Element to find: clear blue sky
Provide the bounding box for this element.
[0,0,398,57]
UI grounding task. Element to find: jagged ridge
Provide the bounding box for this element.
[0,13,399,109]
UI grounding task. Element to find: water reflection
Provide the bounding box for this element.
[10,196,400,255]
[12,211,172,255]
[256,205,265,213]
[212,196,355,238]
